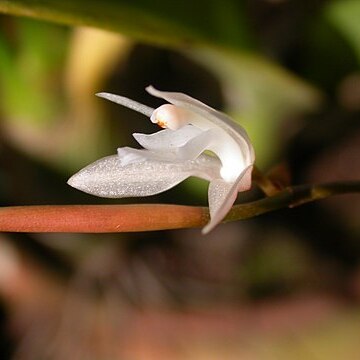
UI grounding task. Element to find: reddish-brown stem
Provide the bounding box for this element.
[0,180,358,233]
[0,204,208,233]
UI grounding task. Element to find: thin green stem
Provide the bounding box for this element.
[252,166,281,196]
[226,180,360,222]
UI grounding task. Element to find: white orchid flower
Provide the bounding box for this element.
[68,86,255,233]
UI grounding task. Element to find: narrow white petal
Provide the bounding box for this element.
[96,92,154,117]
[133,125,202,150]
[202,165,253,234]
[68,154,221,198]
[202,179,238,234]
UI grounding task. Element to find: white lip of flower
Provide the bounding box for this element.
[68,86,255,234]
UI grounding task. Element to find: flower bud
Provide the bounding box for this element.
[150,104,188,130]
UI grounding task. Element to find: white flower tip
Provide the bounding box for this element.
[67,173,83,191]
[95,92,107,98]
[201,221,216,235]
[145,85,156,95]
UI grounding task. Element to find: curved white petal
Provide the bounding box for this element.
[235,165,253,193]
[127,129,216,164]
[176,129,216,160]
[202,165,253,234]
[96,92,154,117]
[67,153,221,198]
[146,86,255,164]
[133,125,202,150]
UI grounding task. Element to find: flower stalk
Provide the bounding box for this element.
[0,180,358,233]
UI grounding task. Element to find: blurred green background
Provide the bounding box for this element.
[0,0,359,359]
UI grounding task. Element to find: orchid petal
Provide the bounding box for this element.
[176,128,216,160]
[133,128,217,163]
[68,154,221,198]
[133,124,202,150]
[202,165,253,234]
[96,92,154,117]
[236,165,254,193]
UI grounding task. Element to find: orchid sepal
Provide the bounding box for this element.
[68,152,221,198]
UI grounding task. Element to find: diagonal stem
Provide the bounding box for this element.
[226,180,360,222]
[0,180,358,233]
[252,166,281,196]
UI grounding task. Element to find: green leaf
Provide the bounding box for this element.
[0,18,68,124]
[326,0,360,62]
[0,0,252,49]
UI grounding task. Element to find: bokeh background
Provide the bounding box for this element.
[0,0,359,359]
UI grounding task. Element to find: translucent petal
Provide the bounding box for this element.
[129,129,216,164]
[202,165,253,234]
[236,165,253,192]
[146,86,255,163]
[96,92,154,117]
[133,125,202,150]
[67,154,221,198]
[176,129,216,160]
